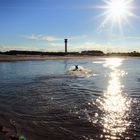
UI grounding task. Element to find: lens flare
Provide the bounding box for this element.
[107,0,132,21]
[98,0,136,31]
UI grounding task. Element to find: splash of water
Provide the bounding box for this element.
[67,65,93,78]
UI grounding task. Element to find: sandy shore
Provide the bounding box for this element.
[0,55,104,62]
[0,55,138,62]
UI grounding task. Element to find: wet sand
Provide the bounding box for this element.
[0,55,135,62]
[0,55,102,62]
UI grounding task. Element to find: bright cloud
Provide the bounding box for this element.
[22,34,63,41]
[124,36,140,40]
[49,43,63,47]
[71,42,130,53]
[0,44,65,52]
[0,44,46,52]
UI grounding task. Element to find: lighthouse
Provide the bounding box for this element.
[64,39,68,54]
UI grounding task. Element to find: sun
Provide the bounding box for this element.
[99,0,136,30]
[107,0,132,21]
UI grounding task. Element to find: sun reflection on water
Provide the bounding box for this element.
[97,58,131,138]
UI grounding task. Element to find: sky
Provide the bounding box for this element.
[0,0,140,52]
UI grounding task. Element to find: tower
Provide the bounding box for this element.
[64,39,68,54]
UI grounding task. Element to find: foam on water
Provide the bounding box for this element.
[67,65,93,77]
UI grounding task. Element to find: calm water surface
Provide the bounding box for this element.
[0,58,140,140]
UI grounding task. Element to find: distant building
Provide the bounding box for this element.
[64,39,68,54]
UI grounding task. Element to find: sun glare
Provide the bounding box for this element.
[99,0,136,31]
[107,0,132,21]
[97,58,131,137]
[110,1,127,17]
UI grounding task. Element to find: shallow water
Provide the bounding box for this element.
[0,58,140,140]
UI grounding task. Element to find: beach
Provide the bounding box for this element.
[0,55,135,62]
[0,55,101,61]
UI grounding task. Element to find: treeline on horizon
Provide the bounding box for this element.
[0,50,140,56]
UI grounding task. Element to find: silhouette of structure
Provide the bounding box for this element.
[1,50,140,57]
[64,39,68,54]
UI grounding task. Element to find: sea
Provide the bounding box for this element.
[0,57,140,140]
